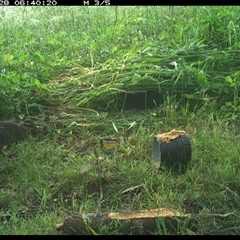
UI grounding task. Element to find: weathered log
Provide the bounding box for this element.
[56,208,191,235]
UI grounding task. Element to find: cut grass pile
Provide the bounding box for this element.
[0,6,240,116]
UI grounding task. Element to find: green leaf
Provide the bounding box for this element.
[225,102,233,107]
[21,72,28,79]
[34,51,45,62]
[225,76,233,84]
[2,54,14,63]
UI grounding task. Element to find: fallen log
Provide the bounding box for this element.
[56,208,191,235]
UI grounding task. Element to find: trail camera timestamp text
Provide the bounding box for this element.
[13,0,57,5]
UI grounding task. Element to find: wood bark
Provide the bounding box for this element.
[56,208,191,235]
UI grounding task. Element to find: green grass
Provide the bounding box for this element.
[0,6,240,235]
[1,105,240,234]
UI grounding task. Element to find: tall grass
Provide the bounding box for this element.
[0,6,240,234]
[0,6,240,118]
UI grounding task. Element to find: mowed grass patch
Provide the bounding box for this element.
[1,106,240,234]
